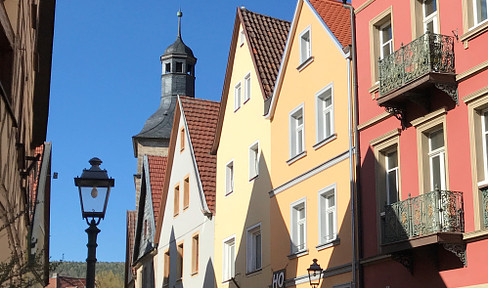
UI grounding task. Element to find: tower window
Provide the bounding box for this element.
[165,63,171,73]
[187,64,193,75]
[176,62,183,73]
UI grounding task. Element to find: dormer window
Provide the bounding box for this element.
[176,62,183,73]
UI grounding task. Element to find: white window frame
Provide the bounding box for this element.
[243,73,251,103]
[290,198,307,254]
[299,26,312,64]
[249,141,259,180]
[240,28,245,46]
[318,184,337,245]
[473,0,488,27]
[422,0,439,33]
[379,22,393,60]
[289,104,305,159]
[234,82,242,111]
[222,236,236,282]
[481,110,488,181]
[315,84,334,144]
[246,223,262,273]
[226,160,234,195]
[428,129,446,191]
[385,149,399,204]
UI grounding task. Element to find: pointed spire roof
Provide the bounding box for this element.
[162,10,195,58]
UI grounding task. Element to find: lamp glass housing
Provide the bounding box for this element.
[307,259,323,287]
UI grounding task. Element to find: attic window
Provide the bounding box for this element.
[165,63,171,73]
[240,29,245,46]
[176,62,183,73]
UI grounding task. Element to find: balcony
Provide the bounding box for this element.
[377,32,457,115]
[382,189,464,253]
[481,185,488,229]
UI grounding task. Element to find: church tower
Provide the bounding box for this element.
[132,10,196,208]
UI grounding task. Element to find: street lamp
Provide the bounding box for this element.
[307,259,323,288]
[74,157,114,288]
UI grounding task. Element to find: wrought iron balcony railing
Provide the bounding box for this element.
[378,32,455,97]
[480,186,488,229]
[382,189,464,245]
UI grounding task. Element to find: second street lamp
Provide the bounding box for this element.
[74,157,114,288]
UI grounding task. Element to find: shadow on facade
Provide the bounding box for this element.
[359,146,457,287]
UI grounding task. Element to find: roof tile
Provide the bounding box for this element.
[308,0,352,48]
[240,8,290,99]
[180,97,220,214]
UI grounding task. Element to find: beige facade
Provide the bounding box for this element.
[0,0,55,286]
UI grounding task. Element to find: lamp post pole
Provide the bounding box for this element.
[86,219,100,288]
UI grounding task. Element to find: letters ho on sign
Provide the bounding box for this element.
[272,269,286,288]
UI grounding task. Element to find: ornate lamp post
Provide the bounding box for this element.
[74,157,114,288]
[307,259,324,288]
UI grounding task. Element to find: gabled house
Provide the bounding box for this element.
[155,96,219,288]
[265,0,355,287]
[211,7,290,288]
[133,155,168,288]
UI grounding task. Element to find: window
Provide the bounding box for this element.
[319,186,336,244]
[192,234,199,274]
[299,27,311,63]
[176,62,183,73]
[174,184,180,216]
[370,8,393,83]
[316,85,334,143]
[385,150,399,204]
[226,161,234,195]
[187,64,193,75]
[246,224,262,273]
[412,108,448,194]
[165,62,171,73]
[244,73,251,103]
[177,243,184,280]
[428,129,446,190]
[163,249,170,286]
[423,0,439,33]
[290,106,305,158]
[474,0,488,27]
[481,110,488,181]
[249,142,259,180]
[223,237,236,281]
[184,176,190,209]
[144,219,148,239]
[291,199,306,254]
[240,29,245,46]
[234,82,242,111]
[180,128,185,151]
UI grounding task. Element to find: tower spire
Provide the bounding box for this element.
[177,9,182,39]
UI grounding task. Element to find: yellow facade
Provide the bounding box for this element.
[268,1,354,287]
[213,21,274,288]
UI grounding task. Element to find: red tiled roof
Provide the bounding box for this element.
[180,97,220,214]
[309,0,351,48]
[147,156,168,223]
[30,144,45,221]
[126,210,137,268]
[47,275,86,288]
[239,8,290,99]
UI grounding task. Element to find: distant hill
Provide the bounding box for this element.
[51,261,124,288]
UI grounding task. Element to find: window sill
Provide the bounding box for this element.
[249,174,258,182]
[464,229,488,243]
[243,97,250,105]
[316,237,340,251]
[234,107,241,113]
[287,249,309,259]
[313,133,337,150]
[191,271,198,276]
[183,206,189,211]
[461,21,488,45]
[225,191,234,197]
[287,151,307,165]
[297,56,314,72]
[246,268,262,276]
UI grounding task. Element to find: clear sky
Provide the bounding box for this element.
[48,0,296,262]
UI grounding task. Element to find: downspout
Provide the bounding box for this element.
[342,2,361,288]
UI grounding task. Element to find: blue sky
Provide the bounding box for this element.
[48,1,296,262]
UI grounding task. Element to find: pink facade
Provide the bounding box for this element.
[354,0,488,286]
